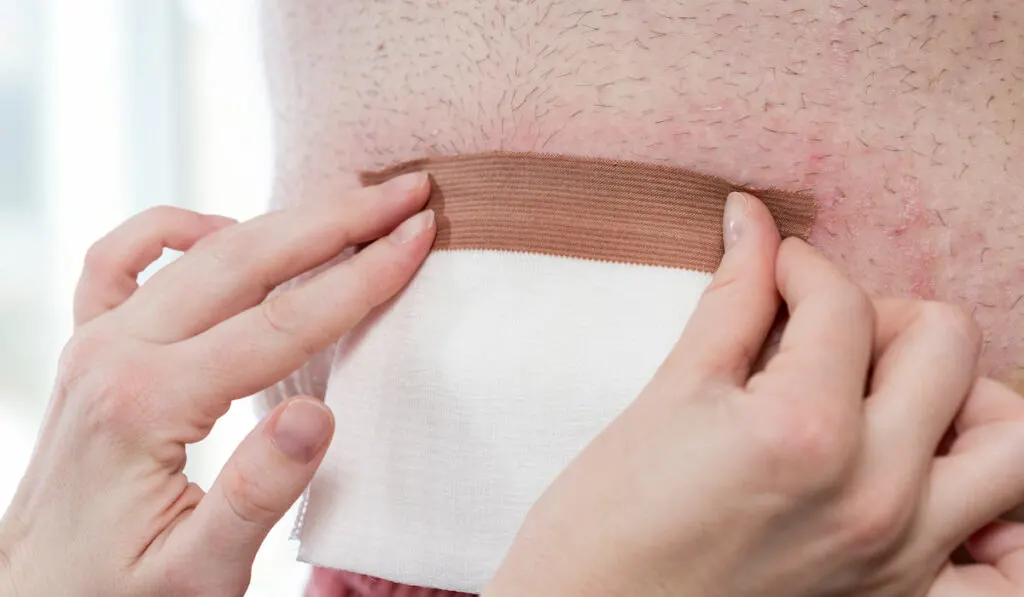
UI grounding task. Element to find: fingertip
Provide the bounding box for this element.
[779,235,809,251]
[382,171,431,201]
[339,172,433,244]
[663,193,783,384]
[774,236,829,300]
[956,377,1024,431]
[713,191,781,293]
[181,395,334,567]
[929,420,1024,550]
[964,520,1024,564]
[738,191,781,234]
[361,208,435,295]
[775,235,811,267]
[723,192,748,251]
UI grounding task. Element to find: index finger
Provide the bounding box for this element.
[117,172,431,343]
[752,238,874,406]
[173,209,436,409]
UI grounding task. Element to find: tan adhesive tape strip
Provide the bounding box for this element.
[360,151,817,272]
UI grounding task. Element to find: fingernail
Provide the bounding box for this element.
[724,192,750,251]
[389,209,435,245]
[384,171,428,194]
[271,399,333,463]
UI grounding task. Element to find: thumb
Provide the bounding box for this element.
[661,191,783,385]
[186,396,334,567]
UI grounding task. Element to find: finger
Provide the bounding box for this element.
[955,378,1024,523]
[749,307,789,375]
[660,192,782,385]
[967,521,1024,572]
[753,289,901,374]
[967,521,1024,586]
[120,172,430,342]
[184,397,334,567]
[926,412,1024,552]
[753,238,874,406]
[956,377,1024,432]
[851,296,952,359]
[174,209,435,407]
[73,207,235,326]
[863,302,980,480]
[871,298,923,354]
[765,296,917,366]
[929,563,1016,597]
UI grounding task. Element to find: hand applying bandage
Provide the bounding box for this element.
[0,173,436,596]
[485,192,1024,597]
[1,179,1023,597]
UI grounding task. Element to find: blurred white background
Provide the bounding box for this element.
[0,0,309,594]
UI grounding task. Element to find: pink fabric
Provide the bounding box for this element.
[305,568,476,597]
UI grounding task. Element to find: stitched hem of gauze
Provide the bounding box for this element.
[359,151,817,271]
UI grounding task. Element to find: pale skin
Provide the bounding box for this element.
[1,180,1024,595]
[261,0,1024,389]
[1,0,1022,593]
[266,4,1024,588]
[0,173,439,595]
[488,193,1024,597]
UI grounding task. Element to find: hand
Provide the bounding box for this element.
[0,173,435,596]
[485,192,1024,597]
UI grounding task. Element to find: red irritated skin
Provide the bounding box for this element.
[263,0,1023,389]
[305,568,473,597]
[262,2,1024,594]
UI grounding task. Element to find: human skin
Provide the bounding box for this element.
[259,1,1024,594]
[0,177,438,596]
[1,190,1021,596]
[483,193,1024,597]
[260,0,1023,388]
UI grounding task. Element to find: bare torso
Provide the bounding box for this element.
[262,0,1023,414]
[261,2,1023,593]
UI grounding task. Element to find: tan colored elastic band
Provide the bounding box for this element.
[360,152,817,272]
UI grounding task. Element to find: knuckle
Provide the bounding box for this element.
[76,359,154,434]
[82,239,116,275]
[842,489,912,554]
[136,205,182,227]
[59,335,160,436]
[58,333,107,380]
[261,294,299,336]
[223,458,281,528]
[768,415,835,465]
[835,283,874,325]
[261,296,317,359]
[752,406,854,489]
